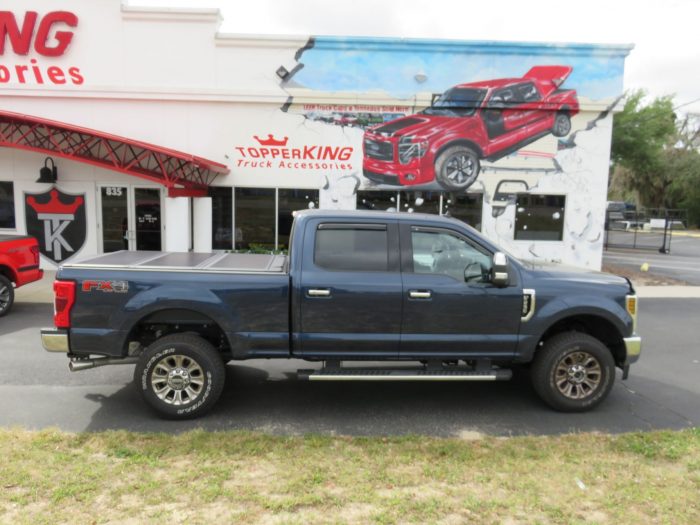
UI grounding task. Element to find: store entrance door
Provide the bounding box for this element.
[99,185,163,253]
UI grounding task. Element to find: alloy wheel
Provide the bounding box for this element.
[554,351,602,400]
[150,353,205,406]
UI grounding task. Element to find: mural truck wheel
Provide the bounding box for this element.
[435,145,480,191]
[0,274,14,317]
[552,112,572,137]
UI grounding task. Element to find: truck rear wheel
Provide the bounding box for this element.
[531,332,615,412]
[0,274,14,317]
[135,333,225,419]
[435,145,480,191]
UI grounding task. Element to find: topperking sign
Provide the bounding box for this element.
[24,188,86,264]
[0,10,85,85]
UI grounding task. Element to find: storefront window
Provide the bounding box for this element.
[443,192,483,231]
[356,190,481,227]
[0,182,15,229]
[210,187,233,250]
[515,194,566,241]
[399,191,440,215]
[234,188,275,250]
[278,189,319,250]
[357,191,398,212]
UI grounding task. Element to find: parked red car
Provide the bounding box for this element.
[0,235,43,316]
[363,65,579,191]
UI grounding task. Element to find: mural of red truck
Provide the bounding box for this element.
[362,65,579,191]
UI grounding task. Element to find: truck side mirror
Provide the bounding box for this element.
[491,252,509,287]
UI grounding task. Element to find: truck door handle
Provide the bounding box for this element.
[409,290,432,299]
[307,288,331,297]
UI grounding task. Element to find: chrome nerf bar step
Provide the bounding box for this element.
[298,367,512,381]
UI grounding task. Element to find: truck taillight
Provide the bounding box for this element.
[31,245,40,264]
[54,280,76,328]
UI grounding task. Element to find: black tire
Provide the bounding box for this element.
[531,332,615,412]
[0,274,14,318]
[434,145,480,191]
[135,333,225,419]
[552,112,571,137]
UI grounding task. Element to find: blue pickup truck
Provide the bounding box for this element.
[42,210,641,419]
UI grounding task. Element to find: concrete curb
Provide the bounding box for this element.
[635,286,700,298]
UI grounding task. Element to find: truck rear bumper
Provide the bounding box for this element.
[41,328,70,353]
[623,335,642,365]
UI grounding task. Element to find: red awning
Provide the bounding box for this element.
[0,109,229,197]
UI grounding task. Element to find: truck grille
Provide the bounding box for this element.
[364,138,394,161]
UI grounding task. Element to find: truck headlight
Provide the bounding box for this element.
[398,136,428,164]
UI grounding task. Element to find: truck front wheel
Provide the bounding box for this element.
[135,333,225,419]
[552,112,571,137]
[435,145,481,191]
[531,332,615,412]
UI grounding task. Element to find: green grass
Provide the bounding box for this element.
[0,428,698,524]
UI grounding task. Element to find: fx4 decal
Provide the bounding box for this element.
[82,280,129,293]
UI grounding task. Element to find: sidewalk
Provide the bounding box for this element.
[14,271,56,304]
[12,271,700,305]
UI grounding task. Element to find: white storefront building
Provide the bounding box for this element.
[0,0,632,269]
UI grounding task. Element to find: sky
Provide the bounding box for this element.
[131,0,700,115]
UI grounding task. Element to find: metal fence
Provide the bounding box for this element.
[604,208,688,254]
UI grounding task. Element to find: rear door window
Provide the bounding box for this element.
[315,225,389,272]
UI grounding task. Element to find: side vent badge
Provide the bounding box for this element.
[522,289,536,322]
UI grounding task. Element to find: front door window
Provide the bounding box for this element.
[411,230,492,283]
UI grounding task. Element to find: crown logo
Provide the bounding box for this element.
[27,189,84,216]
[253,134,288,147]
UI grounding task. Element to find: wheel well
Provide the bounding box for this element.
[559,105,571,115]
[0,265,16,284]
[539,315,625,366]
[127,308,230,357]
[435,140,483,161]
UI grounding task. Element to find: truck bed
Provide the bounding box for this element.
[64,250,287,274]
[0,234,33,242]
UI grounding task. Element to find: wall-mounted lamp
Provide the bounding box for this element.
[37,157,58,184]
[276,66,290,80]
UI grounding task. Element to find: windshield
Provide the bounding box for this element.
[422,88,486,117]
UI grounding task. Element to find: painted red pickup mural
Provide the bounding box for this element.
[362,65,579,190]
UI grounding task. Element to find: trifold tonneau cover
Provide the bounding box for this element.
[62,250,287,273]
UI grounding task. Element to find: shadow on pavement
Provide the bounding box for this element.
[81,363,698,437]
[0,302,53,337]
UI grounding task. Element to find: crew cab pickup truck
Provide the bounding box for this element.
[363,65,579,191]
[42,210,641,419]
[0,235,43,317]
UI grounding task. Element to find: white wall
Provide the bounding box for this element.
[0,0,626,270]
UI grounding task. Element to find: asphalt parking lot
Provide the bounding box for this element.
[1,294,698,437]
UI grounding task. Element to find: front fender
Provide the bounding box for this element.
[517,294,632,362]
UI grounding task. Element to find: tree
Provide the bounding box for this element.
[667,115,700,226]
[610,90,677,208]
